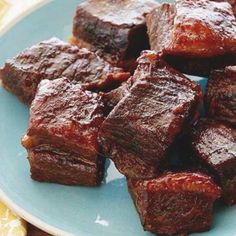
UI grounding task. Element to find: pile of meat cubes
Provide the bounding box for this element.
[0,0,236,235]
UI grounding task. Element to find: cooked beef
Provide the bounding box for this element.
[229,0,236,14]
[0,38,130,106]
[146,0,236,76]
[98,51,202,179]
[165,54,236,77]
[72,0,159,72]
[100,77,134,115]
[22,77,105,186]
[206,66,236,126]
[128,172,221,235]
[192,119,236,205]
[213,0,236,15]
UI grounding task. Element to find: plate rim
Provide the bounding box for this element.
[0,0,51,37]
[0,188,71,236]
[0,1,74,235]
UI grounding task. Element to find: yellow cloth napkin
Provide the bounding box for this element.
[0,202,27,236]
[0,0,9,21]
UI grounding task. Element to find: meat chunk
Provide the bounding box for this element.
[206,66,236,126]
[192,120,236,205]
[99,51,202,179]
[72,0,159,72]
[229,0,236,14]
[146,0,236,76]
[213,0,236,16]
[147,0,236,57]
[0,38,130,106]
[100,77,134,115]
[128,172,221,235]
[21,77,105,186]
[164,54,236,77]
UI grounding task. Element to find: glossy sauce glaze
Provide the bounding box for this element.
[76,0,159,26]
[192,119,236,204]
[0,38,130,105]
[73,0,159,71]
[22,77,105,186]
[99,51,202,179]
[128,172,221,235]
[213,0,236,16]
[193,120,236,167]
[147,0,236,57]
[26,77,105,156]
[100,76,134,115]
[206,66,236,126]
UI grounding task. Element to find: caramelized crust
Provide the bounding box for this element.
[213,0,236,15]
[192,120,236,205]
[100,77,134,115]
[99,51,202,179]
[69,36,138,73]
[22,77,105,186]
[0,38,130,106]
[146,0,236,76]
[128,172,221,235]
[72,0,159,71]
[147,0,236,57]
[206,66,236,126]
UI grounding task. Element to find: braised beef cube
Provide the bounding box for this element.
[230,0,236,14]
[146,0,236,76]
[69,36,138,74]
[99,51,202,179]
[213,0,236,15]
[229,0,236,14]
[0,38,130,106]
[22,77,105,186]
[164,54,236,77]
[72,0,159,72]
[206,66,236,126]
[192,120,236,205]
[128,172,221,235]
[147,0,236,57]
[64,50,130,93]
[100,77,134,115]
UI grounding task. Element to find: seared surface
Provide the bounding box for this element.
[206,66,236,126]
[75,0,158,26]
[22,77,105,186]
[100,77,134,115]
[73,0,159,71]
[99,51,202,179]
[192,120,236,205]
[0,38,129,105]
[146,0,236,76]
[147,0,236,57]
[213,0,236,15]
[128,172,221,235]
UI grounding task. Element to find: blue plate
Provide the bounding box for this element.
[0,1,235,235]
